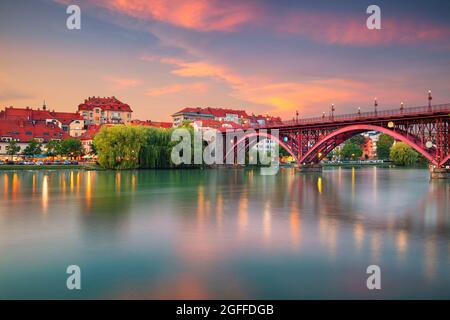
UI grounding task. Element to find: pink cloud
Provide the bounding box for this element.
[104,76,142,89]
[88,0,257,32]
[69,0,450,47]
[277,11,450,47]
[145,56,371,117]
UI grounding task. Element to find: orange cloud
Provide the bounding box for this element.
[90,0,256,32]
[104,76,142,89]
[146,56,368,117]
[145,82,208,96]
[158,57,244,86]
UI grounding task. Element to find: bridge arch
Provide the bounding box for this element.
[299,124,438,166]
[223,131,299,164]
[440,154,450,167]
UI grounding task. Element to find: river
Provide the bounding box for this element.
[0,167,449,299]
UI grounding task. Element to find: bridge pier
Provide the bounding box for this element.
[297,164,323,173]
[430,166,450,179]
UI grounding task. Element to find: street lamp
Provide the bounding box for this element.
[331,103,335,120]
[400,102,404,113]
[322,111,326,120]
[374,97,378,115]
[428,89,432,111]
[358,107,361,116]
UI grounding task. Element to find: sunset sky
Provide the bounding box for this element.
[1,0,449,121]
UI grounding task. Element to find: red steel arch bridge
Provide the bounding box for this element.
[225,103,450,168]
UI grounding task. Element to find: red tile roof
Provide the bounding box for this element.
[194,119,243,130]
[172,107,249,118]
[0,106,82,125]
[79,125,104,141]
[0,119,68,142]
[78,96,132,112]
[130,120,172,128]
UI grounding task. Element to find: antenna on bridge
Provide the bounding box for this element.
[374,98,378,115]
[428,89,432,111]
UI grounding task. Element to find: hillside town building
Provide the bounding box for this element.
[78,96,133,125]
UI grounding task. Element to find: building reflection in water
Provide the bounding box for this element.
[32,174,36,195]
[289,202,301,250]
[263,200,271,244]
[60,172,66,195]
[197,185,205,228]
[3,173,8,198]
[353,222,365,253]
[42,174,49,214]
[12,173,19,200]
[85,171,93,210]
[76,172,81,195]
[317,177,322,194]
[238,193,248,235]
[396,229,408,264]
[115,172,121,194]
[131,173,136,193]
[70,171,74,192]
[370,231,382,264]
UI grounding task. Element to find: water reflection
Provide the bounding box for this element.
[0,168,449,299]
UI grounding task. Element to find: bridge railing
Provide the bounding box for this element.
[268,103,450,128]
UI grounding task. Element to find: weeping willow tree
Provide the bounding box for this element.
[139,127,177,169]
[94,125,148,169]
[93,125,197,169]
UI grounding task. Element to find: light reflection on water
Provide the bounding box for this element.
[0,167,449,299]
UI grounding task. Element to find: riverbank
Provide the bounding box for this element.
[0,164,84,170]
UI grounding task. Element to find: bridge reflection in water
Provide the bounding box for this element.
[0,168,449,299]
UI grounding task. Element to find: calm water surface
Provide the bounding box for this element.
[0,167,449,299]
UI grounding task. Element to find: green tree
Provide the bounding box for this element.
[22,139,42,157]
[341,142,363,160]
[389,142,418,166]
[60,138,83,158]
[94,125,148,169]
[6,140,20,159]
[377,134,394,160]
[45,139,61,159]
[348,134,365,147]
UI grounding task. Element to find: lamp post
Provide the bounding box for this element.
[358,107,361,117]
[374,97,378,115]
[428,89,432,111]
[331,103,335,120]
[296,110,299,124]
[322,111,326,121]
[400,102,404,113]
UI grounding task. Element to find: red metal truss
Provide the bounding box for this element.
[224,103,450,167]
